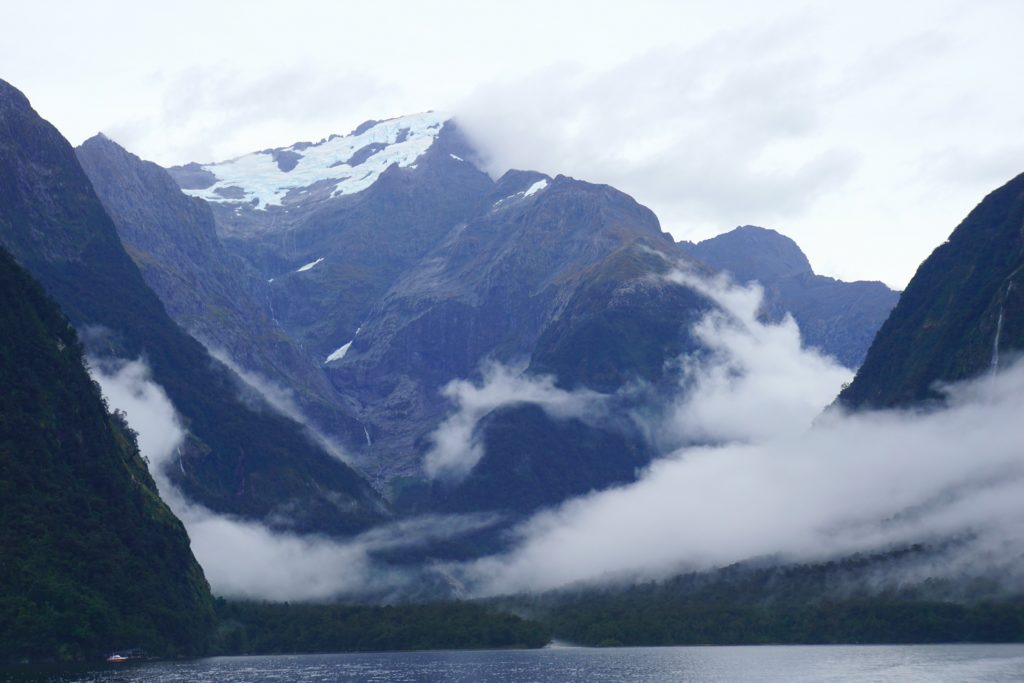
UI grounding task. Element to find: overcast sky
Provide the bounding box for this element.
[4,0,1022,287]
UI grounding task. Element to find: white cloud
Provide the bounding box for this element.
[424,362,604,482]
[85,267,1024,604]
[88,356,498,601]
[204,346,356,467]
[457,352,1024,597]
[87,357,184,472]
[654,269,852,446]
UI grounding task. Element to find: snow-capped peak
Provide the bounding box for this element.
[182,112,451,210]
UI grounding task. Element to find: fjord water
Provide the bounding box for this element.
[8,644,1024,682]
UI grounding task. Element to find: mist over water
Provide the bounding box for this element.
[88,266,1024,601]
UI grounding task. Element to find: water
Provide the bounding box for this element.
[6,644,1024,682]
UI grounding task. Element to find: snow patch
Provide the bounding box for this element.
[325,341,352,364]
[523,179,548,197]
[296,257,324,273]
[449,154,464,162]
[183,112,450,210]
[492,178,550,209]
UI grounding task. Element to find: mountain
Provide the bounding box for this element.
[163,120,719,513]
[839,173,1024,408]
[330,172,712,501]
[0,78,385,535]
[0,246,214,661]
[75,134,363,447]
[166,113,494,365]
[684,226,899,368]
[150,110,896,522]
[529,242,712,392]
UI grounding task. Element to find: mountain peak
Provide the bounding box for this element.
[690,224,814,283]
[0,78,31,112]
[80,131,129,155]
[171,111,452,211]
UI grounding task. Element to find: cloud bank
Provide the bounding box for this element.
[88,356,497,601]
[654,269,852,446]
[460,362,1024,595]
[87,265,1024,603]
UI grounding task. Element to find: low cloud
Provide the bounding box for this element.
[88,356,498,601]
[86,268,1024,603]
[88,357,184,472]
[423,362,605,482]
[205,346,356,466]
[454,316,1024,596]
[654,269,852,447]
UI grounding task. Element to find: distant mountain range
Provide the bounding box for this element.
[1,76,902,551]
[69,105,903,524]
[684,226,899,368]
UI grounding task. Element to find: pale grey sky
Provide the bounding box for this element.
[3,0,1022,288]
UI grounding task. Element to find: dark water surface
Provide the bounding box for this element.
[6,644,1024,682]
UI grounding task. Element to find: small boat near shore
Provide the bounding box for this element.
[106,648,146,663]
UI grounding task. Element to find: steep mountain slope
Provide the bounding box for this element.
[433,403,650,515]
[166,123,717,510]
[168,115,494,363]
[0,78,384,534]
[149,110,899,521]
[685,226,899,368]
[529,244,712,392]
[75,134,363,445]
[159,123,745,515]
[332,172,714,507]
[0,247,214,661]
[839,172,1024,408]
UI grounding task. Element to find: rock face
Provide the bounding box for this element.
[685,226,899,368]
[330,172,710,487]
[76,135,362,447]
[0,78,385,535]
[162,118,721,512]
[167,114,494,363]
[0,247,214,661]
[839,173,1024,408]
[141,107,899,522]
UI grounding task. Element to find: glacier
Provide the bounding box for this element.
[182,112,451,210]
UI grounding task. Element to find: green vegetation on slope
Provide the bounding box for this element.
[840,172,1024,408]
[0,248,215,662]
[509,552,1024,646]
[543,598,1024,646]
[0,78,384,534]
[212,600,551,654]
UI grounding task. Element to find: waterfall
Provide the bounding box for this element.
[991,281,1014,373]
[990,307,1004,373]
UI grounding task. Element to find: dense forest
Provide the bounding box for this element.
[840,171,1024,408]
[508,551,1024,646]
[0,248,215,661]
[212,600,551,654]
